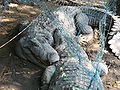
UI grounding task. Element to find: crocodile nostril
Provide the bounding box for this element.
[48,53,60,63]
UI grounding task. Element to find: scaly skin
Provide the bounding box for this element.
[47,58,105,90]
[55,1,120,59]
[40,27,107,90]
[15,6,93,67]
[14,6,114,90]
[76,6,120,59]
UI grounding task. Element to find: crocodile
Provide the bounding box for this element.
[13,6,116,90]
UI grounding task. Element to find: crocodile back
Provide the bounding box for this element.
[48,57,104,90]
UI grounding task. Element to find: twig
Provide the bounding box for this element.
[0,22,32,49]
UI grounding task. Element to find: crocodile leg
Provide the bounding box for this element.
[74,11,93,43]
[40,65,56,90]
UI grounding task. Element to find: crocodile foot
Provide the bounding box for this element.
[40,65,56,90]
[92,61,108,76]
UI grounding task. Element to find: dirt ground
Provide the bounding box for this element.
[0,2,120,90]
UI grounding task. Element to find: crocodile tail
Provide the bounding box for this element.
[78,6,120,59]
[79,6,120,59]
[108,15,120,59]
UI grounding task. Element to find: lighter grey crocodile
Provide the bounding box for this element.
[14,5,120,89]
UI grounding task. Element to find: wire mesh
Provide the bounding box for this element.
[41,1,110,89]
[50,0,116,89]
[0,0,117,89]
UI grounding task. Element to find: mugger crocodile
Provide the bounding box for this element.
[14,6,120,90]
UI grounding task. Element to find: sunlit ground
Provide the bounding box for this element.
[0,3,41,35]
[0,85,21,90]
